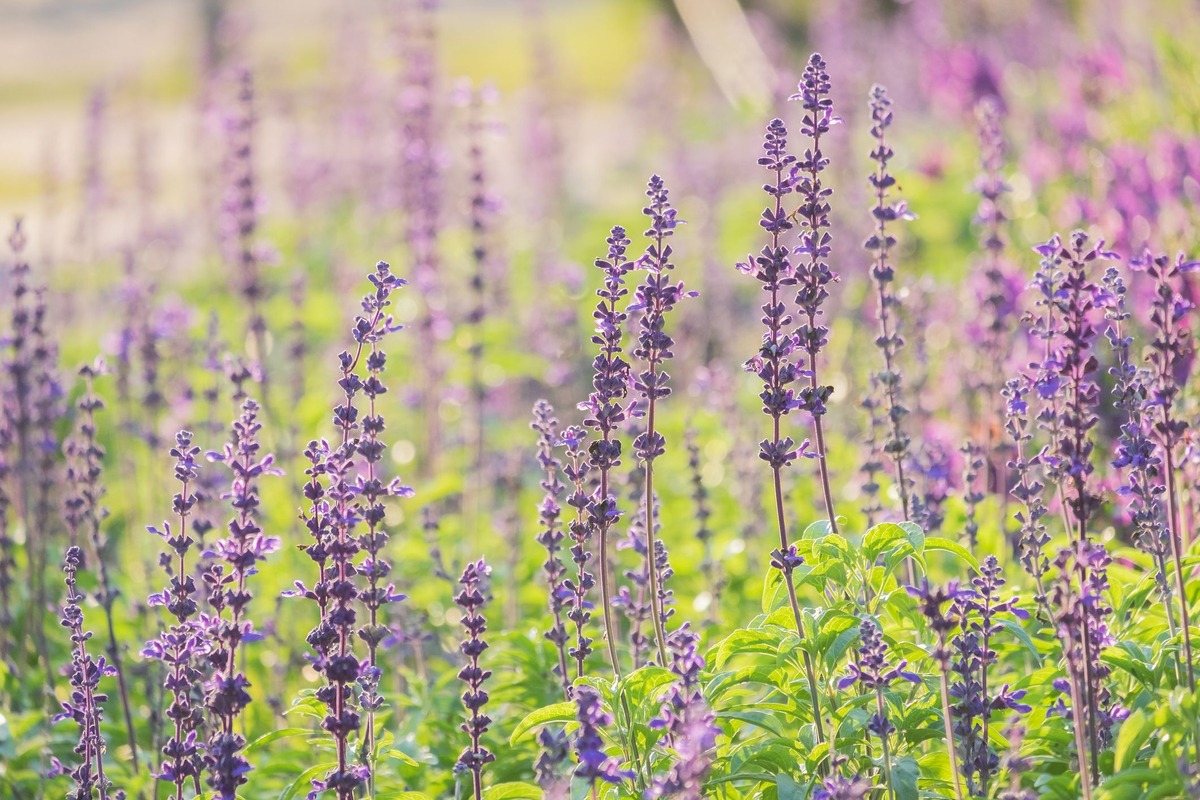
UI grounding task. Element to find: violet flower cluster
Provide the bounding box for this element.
[143,431,207,797]
[559,425,595,676]
[582,224,634,675]
[572,685,630,788]
[1002,378,1050,607]
[531,400,571,697]
[1136,249,1199,689]
[950,556,1031,797]
[863,84,915,523]
[202,398,281,799]
[789,52,842,530]
[55,545,116,800]
[629,173,693,666]
[646,624,720,800]
[455,559,494,800]
[1101,267,1172,611]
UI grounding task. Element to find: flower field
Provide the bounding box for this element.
[3,1,1200,798]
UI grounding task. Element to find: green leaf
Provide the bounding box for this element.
[379,794,432,800]
[384,749,421,768]
[776,772,810,800]
[1114,708,1154,771]
[998,618,1042,663]
[923,537,979,570]
[618,666,676,706]
[802,520,832,540]
[509,702,577,745]
[279,762,337,800]
[482,782,542,799]
[893,755,919,800]
[246,727,313,753]
[864,523,908,562]
[899,522,925,554]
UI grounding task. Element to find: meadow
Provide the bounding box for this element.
[3,0,1200,798]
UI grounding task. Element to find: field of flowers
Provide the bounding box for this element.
[4,0,1200,798]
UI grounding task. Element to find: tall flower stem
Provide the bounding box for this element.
[790,54,842,534]
[583,226,635,677]
[629,175,692,667]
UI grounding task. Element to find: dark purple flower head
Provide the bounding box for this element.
[531,400,572,695]
[573,685,631,786]
[812,773,872,800]
[56,545,116,800]
[646,624,719,799]
[456,559,495,791]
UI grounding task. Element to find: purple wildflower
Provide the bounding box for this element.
[997,718,1037,800]
[1135,249,1198,689]
[1003,377,1050,608]
[789,52,842,532]
[646,624,720,799]
[951,556,1031,796]
[864,84,916,525]
[1102,266,1174,623]
[62,360,138,769]
[531,400,572,698]
[455,559,494,800]
[629,174,694,666]
[909,579,972,800]
[573,685,630,787]
[582,224,635,675]
[143,431,207,798]
[837,618,919,798]
[201,398,281,799]
[560,425,594,676]
[685,430,721,625]
[55,545,115,800]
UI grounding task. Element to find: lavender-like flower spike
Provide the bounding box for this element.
[789,52,842,533]
[629,174,694,667]
[202,398,282,799]
[973,98,1018,484]
[582,225,634,675]
[455,559,495,800]
[352,260,411,763]
[960,442,985,551]
[996,718,1037,800]
[1047,542,1124,796]
[559,426,595,676]
[909,579,972,800]
[143,431,207,798]
[952,557,1031,796]
[1002,378,1050,609]
[0,401,12,664]
[1040,232,1112,543]
[737,117,826,745]
[685,430,722,625]
[837,618,919,799]
[646,624,720,799]
[534,727,571,799]
[55,546,116,800]
[1101,267,1174,628]
[864,84,916,527]
[1135,249,1198,691]
[572,685,630,788]
[62,360,138,770]
[813,773,873,800]
[531,400,572,698]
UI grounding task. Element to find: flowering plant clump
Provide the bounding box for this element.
[9,12,1200,800]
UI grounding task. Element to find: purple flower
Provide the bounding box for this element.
[201,398,282,799]
[1003,377,1051,606]
[582,225,636,674]
[531,400,572,697]
[144,430,208,796]
[646,624,720,799]
[572,685,631,787]
[863,84,916,526]
[55,545,117,800]
[629,174,694,667]
[559,426,595,676]
[455,559,495,799]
